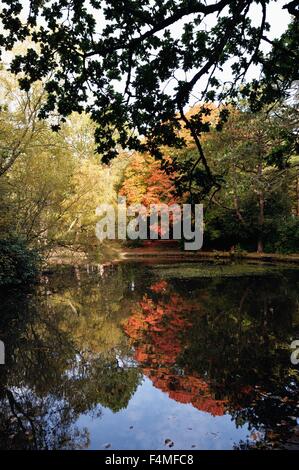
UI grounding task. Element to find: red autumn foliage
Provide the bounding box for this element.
[123,281,227,416]
[149,280,168,293]
[119,153,177,208]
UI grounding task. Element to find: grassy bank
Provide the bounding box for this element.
[121,247,299,265]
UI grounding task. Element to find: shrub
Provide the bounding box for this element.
[272,217,299,254]
[0,237,41,286]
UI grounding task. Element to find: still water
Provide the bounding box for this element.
[0,261,298,450]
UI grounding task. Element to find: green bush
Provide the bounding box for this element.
[203,188,299,254]
[271,217,299,254]
[0,237,41,286]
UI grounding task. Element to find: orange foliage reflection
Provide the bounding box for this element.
[124,281,227,416]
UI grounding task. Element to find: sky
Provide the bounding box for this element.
[164,0,292,103]
[0,0,293,107]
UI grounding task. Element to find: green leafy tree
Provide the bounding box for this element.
[197,105,299,252]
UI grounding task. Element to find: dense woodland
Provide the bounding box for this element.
[0,1,299,285]
[0,2,299,452]
[0,67,299,285]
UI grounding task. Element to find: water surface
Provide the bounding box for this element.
[0,261,298,449]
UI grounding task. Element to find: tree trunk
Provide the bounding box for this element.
[296,172,299,217]
[232,163,244,223]
[257,163,264,253]
[233,194,244,223]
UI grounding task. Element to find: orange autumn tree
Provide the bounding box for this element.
[119,152,177,207]
[119,152,179,238]
[119,104,225,207]
[123,280,227,417]
[177,103,225,148]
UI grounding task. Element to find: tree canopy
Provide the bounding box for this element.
[0,0,298,194]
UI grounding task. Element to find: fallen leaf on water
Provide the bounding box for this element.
[165,439,174,447]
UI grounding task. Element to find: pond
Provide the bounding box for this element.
[0,260,298,450]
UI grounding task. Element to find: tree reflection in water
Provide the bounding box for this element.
[0,262,298,449]
[124,269,299,449]
[124,280,227,416]
[0,265,142,449]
